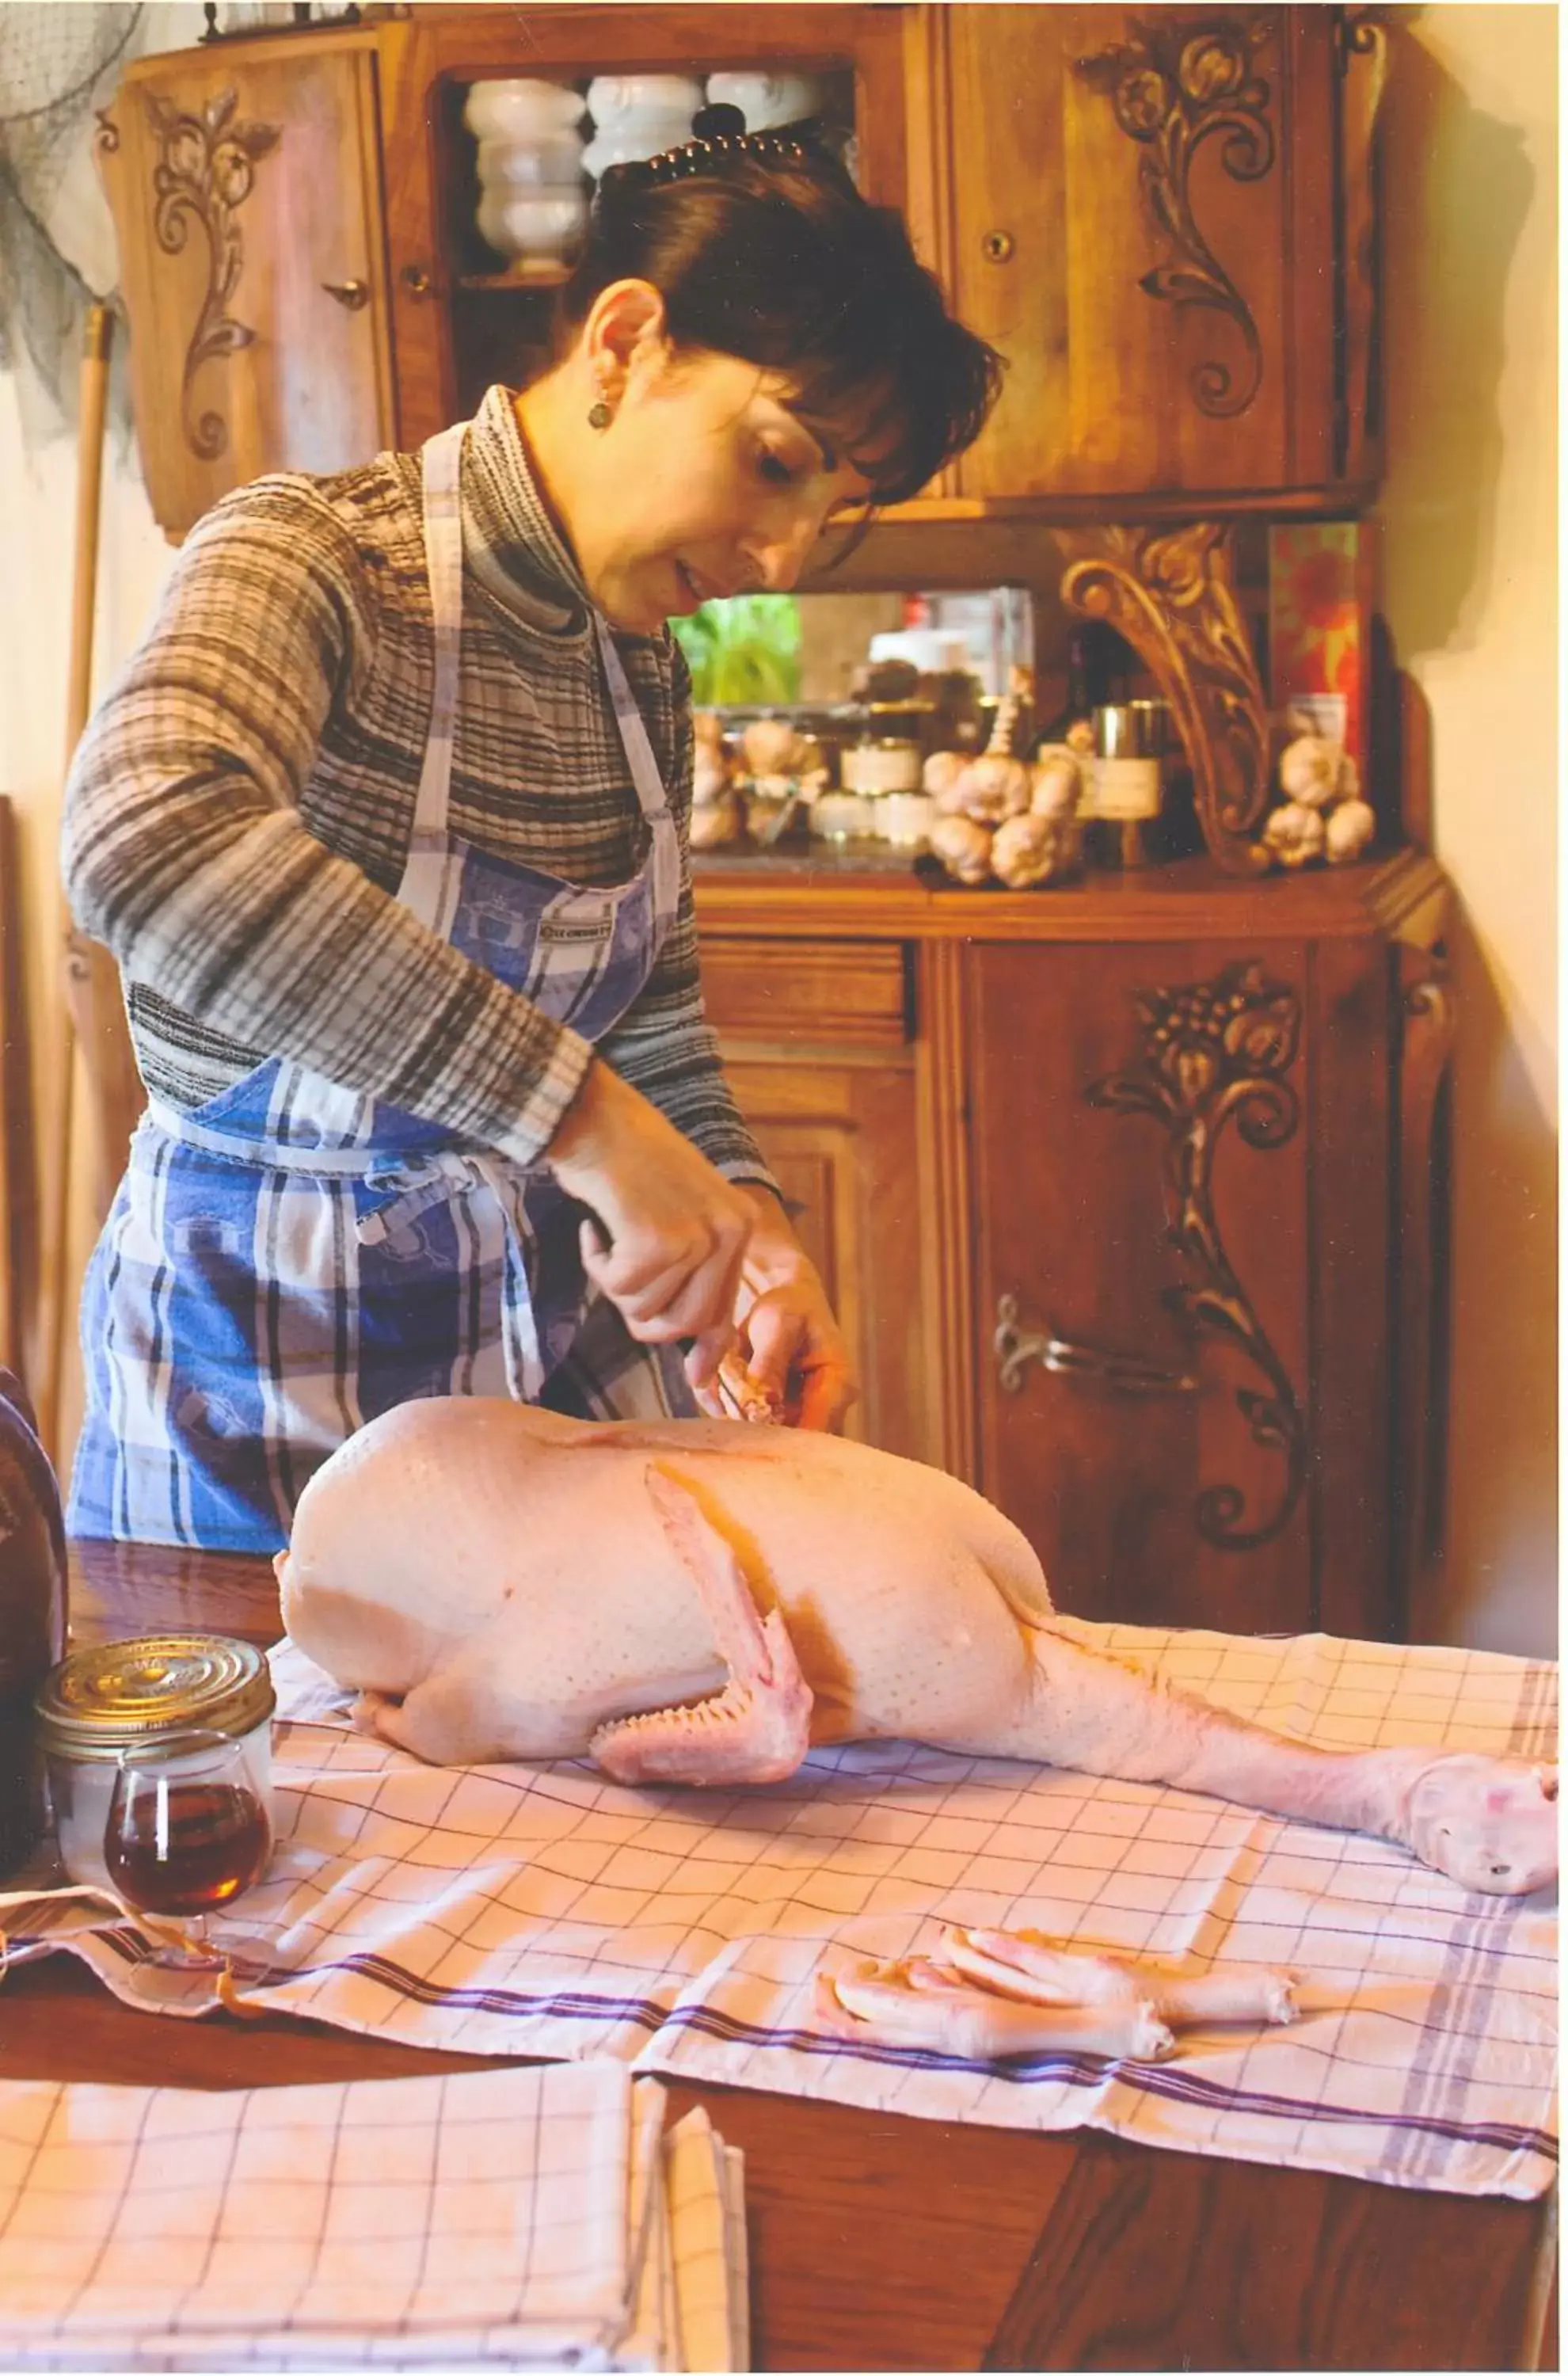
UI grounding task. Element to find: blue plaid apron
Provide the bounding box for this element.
[70,419,683,1552]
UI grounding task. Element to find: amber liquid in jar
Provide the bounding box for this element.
[105,1780,272,1915]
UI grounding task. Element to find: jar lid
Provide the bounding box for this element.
[1094,701,1170,758]
[35,1635,276,1761]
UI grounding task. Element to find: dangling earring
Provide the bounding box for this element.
[587,387,614,431]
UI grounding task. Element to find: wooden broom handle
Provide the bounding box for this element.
[66,308,114,748]
[36,303,115,1465]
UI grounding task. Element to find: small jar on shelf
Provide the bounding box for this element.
[1088,701,1169,867]
[841,726,927,849]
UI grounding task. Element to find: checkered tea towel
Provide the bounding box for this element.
[4,1622,1556,2199]
[0,2063,746,2371]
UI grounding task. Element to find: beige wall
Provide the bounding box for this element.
[1375,5,1558,1653]
[0,372,179,1459]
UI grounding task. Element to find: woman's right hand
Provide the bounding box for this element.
[547,1058,755,1389]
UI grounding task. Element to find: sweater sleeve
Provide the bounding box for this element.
[594,642,779,1194]
[60,477,592,1168]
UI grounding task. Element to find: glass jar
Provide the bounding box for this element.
[35,1635,276,1891]
[840,736,923,796]
[1090,702,1166,820]
[879,790,936,851]
[810,790,875,843]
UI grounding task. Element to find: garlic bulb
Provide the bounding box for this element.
[692,748,730,806]
[741,717,806,778]
[928,814,994,885]
[1262,800,1327,869]
[1324,797,1376,865]
[689,792,744,850]
[1278,733,1351,810]
[950,753,1031,821]
[923,749,970,803]
[1029,747,1083,819]
[991,812,1077,889]
[692,712,731,805]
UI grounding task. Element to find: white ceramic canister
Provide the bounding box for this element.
[703,72,824,129]
[475,129,588,189]
[465,80,588,268]
[475,188,590,266]
[35,1635,276,1891]
[582,75,704,177]
[463,79,588,143]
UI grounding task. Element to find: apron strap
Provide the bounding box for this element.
[414,425,679,944]
[593,617,683,942]
[411,420,468,848]
[162,428,688,1175]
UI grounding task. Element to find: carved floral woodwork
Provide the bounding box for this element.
[1085,960,1307,1553]
[1074,13,1276,422]
[139,85,280,463]
[1056,522,1272,875]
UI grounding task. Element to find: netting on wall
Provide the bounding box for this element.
[0,2,143,444]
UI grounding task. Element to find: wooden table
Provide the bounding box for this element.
[3,1543,1555,2374]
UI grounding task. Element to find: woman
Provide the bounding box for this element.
[62,116,1002,1553]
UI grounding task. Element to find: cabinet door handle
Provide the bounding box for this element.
[399,263,434,299]
[321,278,370,311]
[993,1294,1201,1398]
[980,228,1015,264]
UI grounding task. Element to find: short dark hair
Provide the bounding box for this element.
[554,135,1003,508]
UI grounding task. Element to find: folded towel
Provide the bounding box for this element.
[0,2064,745,2370]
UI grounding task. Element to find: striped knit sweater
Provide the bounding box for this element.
[62,385,771,1186]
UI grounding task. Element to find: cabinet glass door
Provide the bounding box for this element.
[379,7,910,444]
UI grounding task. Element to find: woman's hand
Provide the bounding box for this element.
[548,1060,755,1389]
[701,1186,857,1432]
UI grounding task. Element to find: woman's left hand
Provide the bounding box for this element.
[698,1187,856,1431]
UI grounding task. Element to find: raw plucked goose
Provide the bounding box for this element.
[276,1396,1558,1903]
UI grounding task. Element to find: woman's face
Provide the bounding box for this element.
[571,345,880,634]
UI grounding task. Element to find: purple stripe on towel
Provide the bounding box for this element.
[140,1938,1551,2169]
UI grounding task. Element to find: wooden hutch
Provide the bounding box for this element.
[93,4,1433,1643]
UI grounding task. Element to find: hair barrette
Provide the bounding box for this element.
[624,104,812,185]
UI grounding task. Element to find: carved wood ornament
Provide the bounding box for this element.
[1075,13,1276,421]
[1056,523,1272,874]
[140,86,280,462]
[1087,961,1307,1552]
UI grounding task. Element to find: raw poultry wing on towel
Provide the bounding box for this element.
[276,1396,1557,1902]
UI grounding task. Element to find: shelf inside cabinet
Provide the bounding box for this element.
[456,268,573,292]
